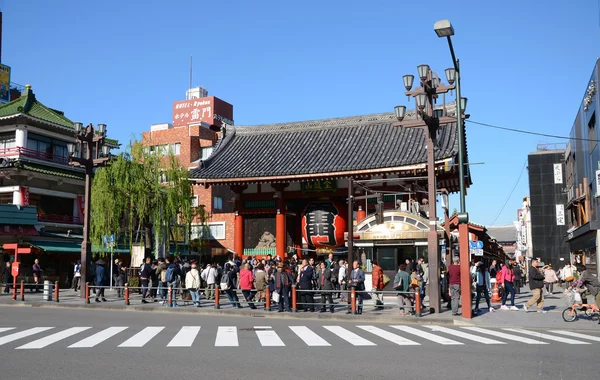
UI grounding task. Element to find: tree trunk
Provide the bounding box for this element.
[144,223,153,258]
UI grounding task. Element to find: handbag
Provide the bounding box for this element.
[272,290,280,303]
[393,277,403,291]
[382,274,391,287]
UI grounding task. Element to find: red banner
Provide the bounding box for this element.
[20,186,29,206]
[77,195,85,218]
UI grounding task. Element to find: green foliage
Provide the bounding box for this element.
[90,139,195,254]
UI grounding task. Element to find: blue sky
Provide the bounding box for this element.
[2,0,599,226]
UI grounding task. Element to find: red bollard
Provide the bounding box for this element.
[54,281,59,303]
[214,288,220,309]
[167,286,172,307]
[125,284,130,305]
[20,281,24,301]
[265,287,271,311]
[351,287,357,315]
[415,288,421,317]
[291,285,297,312]
[85,282,90,304]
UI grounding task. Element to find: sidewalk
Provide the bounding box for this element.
[0,286,595,330]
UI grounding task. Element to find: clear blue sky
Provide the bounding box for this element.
[2,0,599,226]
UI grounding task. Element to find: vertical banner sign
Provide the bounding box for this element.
[0,64,10,104]
[595,170,600,197]
[553,163,563,184]
[78,195,85,217]
[556,204,565,226]
[20,187,29,206]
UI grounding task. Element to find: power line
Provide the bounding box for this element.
[467,120,599,142]
[488,161,527,227]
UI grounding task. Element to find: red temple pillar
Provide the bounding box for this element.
[459,223,472,318]
[273,184,288,260]
[234,210,244,256]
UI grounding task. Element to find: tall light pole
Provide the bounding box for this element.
[435,19,472,318]
[394,65,459,314]
[67,123,111,298]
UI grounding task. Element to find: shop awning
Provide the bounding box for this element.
[29,241,130,254]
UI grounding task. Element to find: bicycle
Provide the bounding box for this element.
[562,288,600,322]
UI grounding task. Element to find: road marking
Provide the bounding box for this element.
[390,325,463,345]
[0,327,54,346]
[16,327,91,349]
[357,325,420,346]
[423,326,505,345]
[118,327,164,347]
[503,328,590,345]
[167,326,201,347]
[462,327,548,344]
[69,327,128,348]
[0,328,15,334]
[289,326,331,346]
[323,326,376,346]
[215,326,238,347]
[254,326,285,346]
[549,330,600,342]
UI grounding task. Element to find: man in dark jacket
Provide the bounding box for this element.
[273,263,293,312]
[3,261,13,293]
[140,257,153,304]
[298,259,314,312]
[523,259,546,313]
[513,263,522,294]
[95,260,107,302]
[318,262,335,313]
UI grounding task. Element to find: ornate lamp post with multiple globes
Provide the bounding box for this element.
[393,63,467,314]
[67,123,111,298]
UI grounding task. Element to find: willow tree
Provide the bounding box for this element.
[90,140,196,256]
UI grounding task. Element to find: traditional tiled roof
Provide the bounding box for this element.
[190,108,463,182]
[487,225,517,243]
[13,160,85,180]
[0,85,73,128]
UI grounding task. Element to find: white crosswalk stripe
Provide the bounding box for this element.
[549,330,600,342]
[357,326,420,346]
[215,326,238,347]
[0,325,599,349]
[503,328,590,345]
[0,327,54,346]
[391,325,463,345]
[323,326,376,346]
[289,326,331,346]
[69,327,128,348]
[254,326,285,346]
[118,327,164,348]
[462,327,548,344]
[167,326,201,347]
[423,326,505,345]
[16,327,91,350]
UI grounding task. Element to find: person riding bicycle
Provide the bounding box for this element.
[573,264,600,323]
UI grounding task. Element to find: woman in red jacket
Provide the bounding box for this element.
[500,261,518,310]
[239,263,257,309]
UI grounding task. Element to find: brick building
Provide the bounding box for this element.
[142,87,236,259]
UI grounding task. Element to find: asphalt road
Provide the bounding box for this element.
[0,306,597,380]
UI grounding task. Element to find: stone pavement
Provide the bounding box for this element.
[0,285,596,330]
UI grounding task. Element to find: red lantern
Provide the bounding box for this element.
[301,201,347,249]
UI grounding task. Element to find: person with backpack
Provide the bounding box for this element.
[140,257,153,304]
[165,256,182,307]
[221,263,242,308]
[156,258,167,304]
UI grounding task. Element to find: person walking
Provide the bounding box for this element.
[543,264,558,295]
[473,262,494,314]
[500,261,518,310]
[513,262,522,294]
[371,261,384,307]
[94,259,107,302]
[447,256,461,316]
[32,259,42,292]
[222,263,242,308]
[394,263,413,316]
[523,259,546,313]
[72,260,81,292]
[140,257,153,304]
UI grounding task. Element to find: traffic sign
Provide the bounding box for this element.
[469,241,476,249]
[475,241,483,249]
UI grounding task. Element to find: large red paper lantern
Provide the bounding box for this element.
[301,201,347,250]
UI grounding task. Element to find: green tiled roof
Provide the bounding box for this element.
[0,205,38,225]
[14,160,84,180]
[0,85,73,128]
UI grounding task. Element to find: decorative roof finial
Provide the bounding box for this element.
[25,84,31,89]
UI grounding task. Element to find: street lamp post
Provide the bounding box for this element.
[435,19,472,318]
[394,65,462,314]
[67,123,111,299]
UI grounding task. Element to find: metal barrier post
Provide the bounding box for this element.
[54,281,59,303]
[415,288,421,317]
[214,288,220,309]
[291,285,297,312]
[125,284,130,305]
[265,287,271,311]
[85,282,90,304]
[19,281,24,301]
[167,286,173,307]
[351,288,357,315]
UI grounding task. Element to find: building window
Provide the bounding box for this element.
[0,132,15,150]
[191,222,225,240]
[148,143,181,156]
[201,146,213,160]
[191,195,199,208]
[589,113,596,152]
[213,196,223,210]
[25,133,69,162]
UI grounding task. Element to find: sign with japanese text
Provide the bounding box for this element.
[301,201,347,249]
[553,163,563,184]
[301,180,337,193]
[172,96,234,127]
[0,64,10,104]
[556,204,565,226]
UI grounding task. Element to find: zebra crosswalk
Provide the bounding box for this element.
[0,325,598,350]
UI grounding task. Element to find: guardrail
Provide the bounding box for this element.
[0,146,70,165]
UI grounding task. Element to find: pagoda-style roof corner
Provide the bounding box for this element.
[0,84,74,129]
